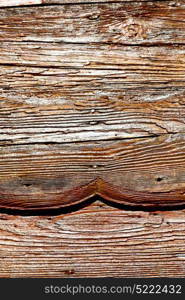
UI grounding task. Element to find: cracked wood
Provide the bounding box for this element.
[0,1,185,45]
[0,201,185,277]
[0,1,185,209]
[0,134,185,209]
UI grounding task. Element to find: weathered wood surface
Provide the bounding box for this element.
[0,0,41,7]
[0,1,185,209]
[0,134,185,209]
[1,44,185,142]
[0,0,185,280]
[0,200,185,277]
[0,0,169,8]
[0,2,185,45]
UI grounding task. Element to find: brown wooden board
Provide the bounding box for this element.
[0,200,185,277]
[0,135,185,209]
[0,0,171,7]
[0,0,185,279]
[0,2,185,45]
[0,2,185,209]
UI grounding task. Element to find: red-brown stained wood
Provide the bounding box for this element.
[0,134,185,209]
[0,1,185,210]
[0,201,185,277]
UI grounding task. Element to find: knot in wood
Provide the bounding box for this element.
[88,13,100,20]
[122,23,144,38]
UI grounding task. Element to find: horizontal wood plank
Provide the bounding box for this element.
[0,0,42,7]
[0,2,185,45]
[0,201,185,277]
[0,134,185,209]
[1,43,185,144]
[0,1,185,209]
[1,0,185,280]
[0,0,170,8]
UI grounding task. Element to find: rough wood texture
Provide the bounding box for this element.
[1,134,185,210]
[2,44,185,142]
[0,0,165,8]
[0,1,185,209]
[0,0,185,279]
[0,0,41,7]
[0,2,185,45]
[0,200,185,277]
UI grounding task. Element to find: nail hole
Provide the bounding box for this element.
[156,177,164,182]
[24,183,32,187]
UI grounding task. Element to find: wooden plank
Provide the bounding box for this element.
[2,42,185,69]
[0,200,185,277]
[0,2,185,45]
[0,0,42,7]
[0,134,185,209]
[1,43,185,144]
[0,0,185,281]
[0,0,168,8]
[0,1,185,209]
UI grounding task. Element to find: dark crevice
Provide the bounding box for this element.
[0,61,184,71]
[23,183,33,187]
[101,198,185,213]
[0,195,185,217]
[0,40,185,47]
[156,176,164,182]
[0,197,95,216]
[0,132,182,147]
[0,62,130,70]
[0,133,170,147]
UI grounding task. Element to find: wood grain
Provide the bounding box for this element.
[0,200,185,277]
[0,0,170,8]
[0,1,185,45]
[0,0,185,280]
[1,44,185,143]
[0,134,185,209]
[0,1,185,209]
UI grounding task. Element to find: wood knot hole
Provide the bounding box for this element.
[155,176,164,182]
[24,183,32,187]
